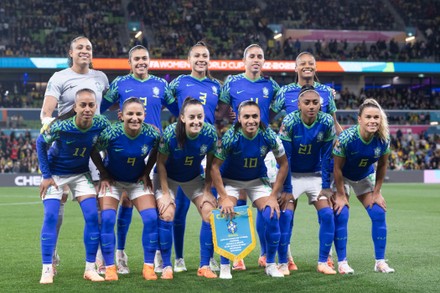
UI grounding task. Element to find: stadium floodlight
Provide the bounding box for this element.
[135,31,142,39]
[274,33,282,40]
[405,36,415,42]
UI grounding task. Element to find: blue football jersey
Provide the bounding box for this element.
[101,74,178,129]
[38,115,111,178]
[159,122,217,182]
[279,111,335,173]
[95,122,160,182]
[220,73,280,125]
[216,127,285,181]
[333,125,390,181]
[272,81,337,115]
[168,74,221,124]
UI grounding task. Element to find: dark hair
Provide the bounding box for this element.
[54,88,96,122]
[176,97,204,148]
[233,100,266,133]
[243,44,264,59]
[298,85,320,100]
[129,45,148,59]
[295,51,319,83]
[68,36,93,69]
[122,97,145,113]
[188,41,214,80]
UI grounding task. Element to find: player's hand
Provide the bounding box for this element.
[278,192,293,212]
[40,117,55,134]
[158,194,175,216]
[371,191,387,211]
[40,178,58,199]
[99,178,112,195]
[319,188,334,206]
[265,196,280,219]
[332,192,349,215]
[138,173,153,191]
[219,196,235,220]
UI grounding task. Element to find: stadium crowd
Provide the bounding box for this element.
[0,0,439,61]
[0,130,39,173]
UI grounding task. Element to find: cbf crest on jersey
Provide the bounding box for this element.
[260,146,267,157]
[200,144,208,156]
[212,86,218,96]
[317,131,324,142]
[262,87,269,98]
[95,81,104,92]
[153,86,160,98]
[374,146,381,158]
[141,144,150,156]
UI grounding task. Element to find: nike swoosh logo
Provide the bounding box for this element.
[233,151,242,154]
[91,237,99,240]
[294,135,302,138]
[186,84,194,87]
[125,89,134,93]
[351,152,359,155]
[66,140,75,144]
[102,243,111,247]
[68,85,77,90]
[41,237,50,241]
[115,149,124,152]
[150,240,158,244]
[236,90,245,94]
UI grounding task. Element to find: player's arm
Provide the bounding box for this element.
[156,151,174,215]
[332,112,343,135]
[211,157,235,217]
[333,154,348,214]
[36,134,57,198]
[371,153,390,210]
[40,96,58,131]
[139,148,158,191]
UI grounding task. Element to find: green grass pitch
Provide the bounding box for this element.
[0,183,438,292]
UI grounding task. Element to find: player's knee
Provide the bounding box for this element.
[160,205,175,222]
[334,205,349,224]
[318,207,334,224]
[101,209,116,232]
[43,209,58,226]
[367,204,385,222]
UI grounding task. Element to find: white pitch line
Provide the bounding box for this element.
[0,201,41,206]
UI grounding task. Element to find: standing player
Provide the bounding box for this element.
[211,101,288,279]
[37,89,110,284]
[218,44,280,270]
[333,98,395,274]
[278,86,336,275]
[271,51,342,270]
[155,97,218,279]
[100,45,179,274]
[91,98,161,281]
[164,41,221,273]
[40,36,109,272]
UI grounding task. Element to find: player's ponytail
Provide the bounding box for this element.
[358,98,389,142]
[176,97,204,148]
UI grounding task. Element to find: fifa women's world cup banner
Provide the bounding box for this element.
[210,205,256,261]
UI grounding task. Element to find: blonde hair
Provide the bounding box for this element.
[358,98,389,142]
